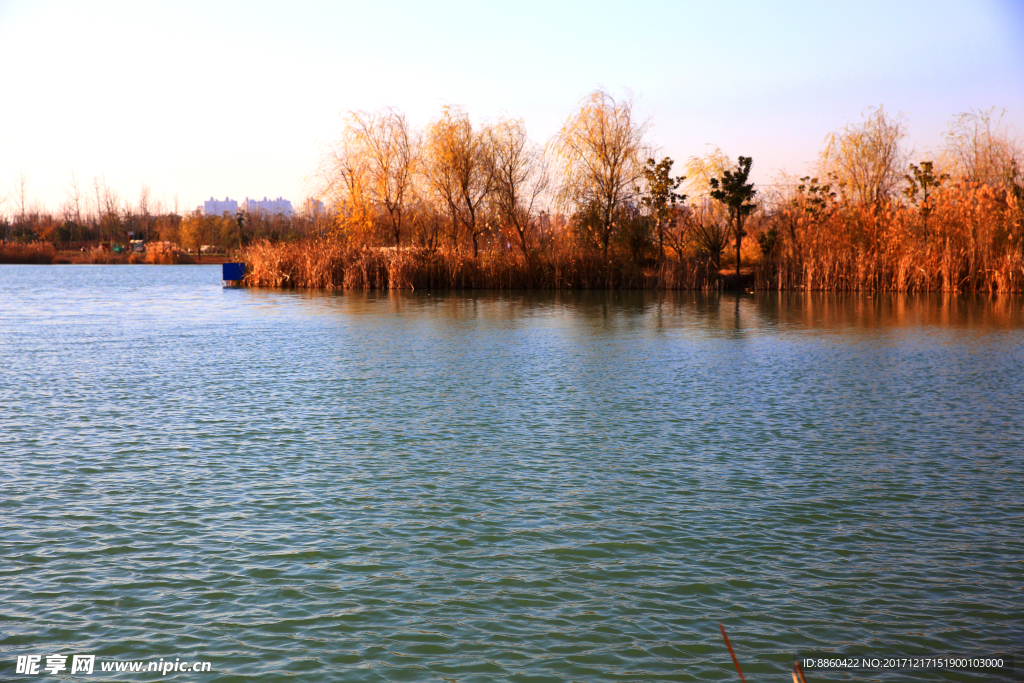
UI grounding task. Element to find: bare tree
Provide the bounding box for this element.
[138,183,153,240]
[407,198,444,251]
[820,106,908,205]
[552,90,649,261]
[14,171,29,222]
[65,172,84,226]
[689,199,729,271]
[92,176,104,241]
[489,116,549,256]
[92,175,120,245]
[942,108,1023,188]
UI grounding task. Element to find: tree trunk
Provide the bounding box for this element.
[735,234,742,278]
[735,210,743,278]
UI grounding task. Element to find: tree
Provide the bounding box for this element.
[0,179,7,242]
[942,108,1023,188]
[61,172,85,243]
[178,211,208,255]
[65,172,83,225]
[684,148,734,263]
[423,106,495,256]
[323,108,416,247]
[684,147,733,198]
[640,157,686,260]
[796,176,837,221]
[137,183,154,241]
[553,90,648,261]
[489,116,548,257]
[820,106,908,205]
[689,200,729,271]
[903,161,948,230]
[709,156,756,278]
[14,171,29,225]
[91,175,121,246]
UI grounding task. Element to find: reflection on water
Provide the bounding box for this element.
[249,286,1024,332]
[1,266,1022,682]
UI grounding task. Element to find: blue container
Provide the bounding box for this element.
[223,262,245,281]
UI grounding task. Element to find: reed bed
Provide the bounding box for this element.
[758,183,1024,292]
[242,240,716,290]
[80,250,125,265]
[0,241,56,264]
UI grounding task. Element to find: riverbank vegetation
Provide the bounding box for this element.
[242,96,1023,292]
[0,240,56,264]
[4,95,1021,290]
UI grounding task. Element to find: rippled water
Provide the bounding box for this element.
[2,265,1022,682]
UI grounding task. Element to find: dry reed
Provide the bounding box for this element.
[241,239,717,290]
[756,183,1023,292]
[0,241,56,264]
[144,242,194,265]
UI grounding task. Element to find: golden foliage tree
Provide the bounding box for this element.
[552,90,649,260]
[323,108,416,247]
[178,211,209,254]
[422,106,495,256]
[684,147,733,198]
[820,107,908,205]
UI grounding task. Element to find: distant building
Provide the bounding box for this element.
[242,196,293,216]
[203,197,238,216]
[302,198,326,215]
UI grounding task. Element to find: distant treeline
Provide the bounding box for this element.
[0,195,326,254]
[4,91,1023,290]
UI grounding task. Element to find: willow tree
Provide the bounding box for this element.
[323,108,416,246]
[942,108,1023,188]
[422,106,495,256]
[489,117,548,257]
[820,106,908,205]
[553,90,648,261]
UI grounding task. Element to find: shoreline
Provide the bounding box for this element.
[53,253,235,266]
[236,239,1024,293]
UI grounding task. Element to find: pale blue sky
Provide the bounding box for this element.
[1,0,1022,213]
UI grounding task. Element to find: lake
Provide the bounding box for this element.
[1,265,1021,681]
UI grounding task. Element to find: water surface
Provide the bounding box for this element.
[2,265,1022,681]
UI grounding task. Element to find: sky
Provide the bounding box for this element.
[1,0,1022,215]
